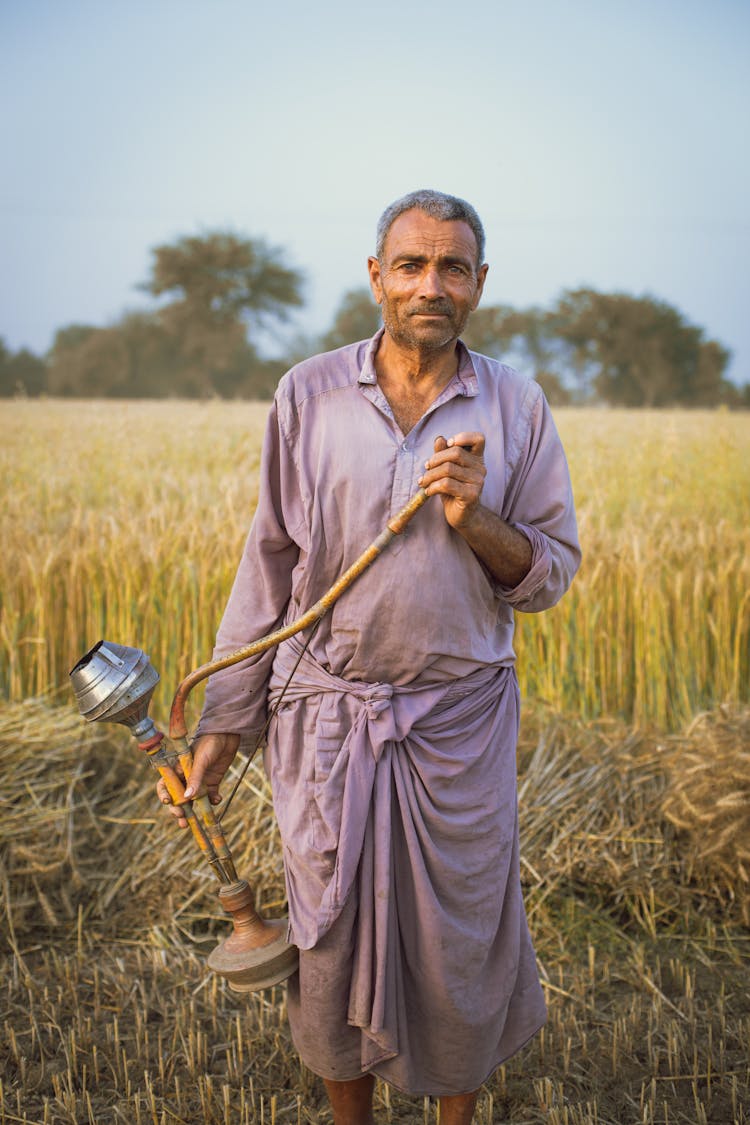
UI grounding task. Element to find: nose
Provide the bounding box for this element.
[419,266,445,299]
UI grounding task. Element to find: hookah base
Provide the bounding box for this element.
[207,880,299,992]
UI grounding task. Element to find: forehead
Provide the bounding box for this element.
[383,209,479,264]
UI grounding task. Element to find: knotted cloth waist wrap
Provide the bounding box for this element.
[267,639,544,1076]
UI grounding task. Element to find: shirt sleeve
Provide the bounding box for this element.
[494,382,581,612]
[196,396,302,750]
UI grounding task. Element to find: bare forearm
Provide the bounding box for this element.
[455,503,532,588]
[419,431,532,587]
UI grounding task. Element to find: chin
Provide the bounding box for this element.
[383,314,460,351]
[412,328,458,349]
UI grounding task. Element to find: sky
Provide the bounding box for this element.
[1,0,748,383]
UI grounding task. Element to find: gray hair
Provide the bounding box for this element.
[375,189,486,267]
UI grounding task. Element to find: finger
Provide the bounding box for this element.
[422,456,484,479]
[183,733,239,802]
[156,784,186,820]
[424,441,485,473]
[182,758,207,802]
[183,771,221,805]
[446,431,485,456]
[432,435,475,459]
[419,472,483,499]
[419,457,486,490]
[154,765,194,829]
[158,789,189,829]
[421,474,480,501]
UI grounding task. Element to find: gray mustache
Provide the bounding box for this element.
[409,302,453,316]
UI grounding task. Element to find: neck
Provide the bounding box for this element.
[372,333,461,436]
[374,333,459,389]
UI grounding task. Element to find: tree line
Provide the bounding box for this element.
[2,230,747,407]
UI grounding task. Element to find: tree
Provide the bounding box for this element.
[533,370,572,406]
[142,231,305,397]
[554,289,731,407]
[47,317,179,397]
[0,339,48,396]
[463,305,574,400]
[48,324,126,397]
[462,304,525,359]
[319,288,382,351]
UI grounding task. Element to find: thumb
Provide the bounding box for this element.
[182,762,206,801]
[433,434,448,453]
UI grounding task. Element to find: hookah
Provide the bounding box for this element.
[70,487,428,992]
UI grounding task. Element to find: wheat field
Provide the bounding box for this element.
[1,399,749,1124]
[1,400,748,728]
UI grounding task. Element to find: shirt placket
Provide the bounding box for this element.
[357,335,479,545]
[357,382,413,553]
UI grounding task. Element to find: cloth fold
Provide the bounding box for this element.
[266,638,546,1077]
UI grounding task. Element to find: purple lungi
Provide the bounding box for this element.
[265,639,546,1095]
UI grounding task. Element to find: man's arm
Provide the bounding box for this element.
[156,397,300,825]
[419,433,533,587]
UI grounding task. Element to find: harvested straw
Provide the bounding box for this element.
[517,705,750,932]
[0,698,287,952]
[2,700,749,1123]
[3,700,748,958]
[661,706,750,925]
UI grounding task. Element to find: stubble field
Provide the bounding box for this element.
[1,400,749,1123]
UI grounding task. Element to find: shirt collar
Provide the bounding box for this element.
[358,328,479,397]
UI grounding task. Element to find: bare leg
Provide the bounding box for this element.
[438,1089,479,1125]
[323,1074,375,1125]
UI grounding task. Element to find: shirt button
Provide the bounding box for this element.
[401,441,408,452]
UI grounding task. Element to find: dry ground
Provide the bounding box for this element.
[2,699,748,1124]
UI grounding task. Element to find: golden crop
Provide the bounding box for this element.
[1,400,748,729]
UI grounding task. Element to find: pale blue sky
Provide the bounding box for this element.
[2,0,748,382]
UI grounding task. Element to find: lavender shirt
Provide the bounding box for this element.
[198,332,581,1092]
[199,331,580,744]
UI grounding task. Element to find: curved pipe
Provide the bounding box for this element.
[168,487,429,741]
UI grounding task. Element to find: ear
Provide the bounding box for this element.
[367,256,383,305]
[471,263,489,311]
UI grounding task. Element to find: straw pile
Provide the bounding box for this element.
[662,708,750,926]
[517,704,750,931]
[2,699,748,1123]
[0,699,288,951]
[6,700,746,954]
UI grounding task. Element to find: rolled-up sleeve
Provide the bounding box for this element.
[496,383,581,612]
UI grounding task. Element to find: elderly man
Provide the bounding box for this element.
[161,189,580,1124]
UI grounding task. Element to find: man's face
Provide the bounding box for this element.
[368,209,488,352]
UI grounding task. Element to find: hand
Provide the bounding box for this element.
[420,431,533,586]
[418,432,487,531]
[157,732,240,829]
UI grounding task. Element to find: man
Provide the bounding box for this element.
[160,189,580,1124]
